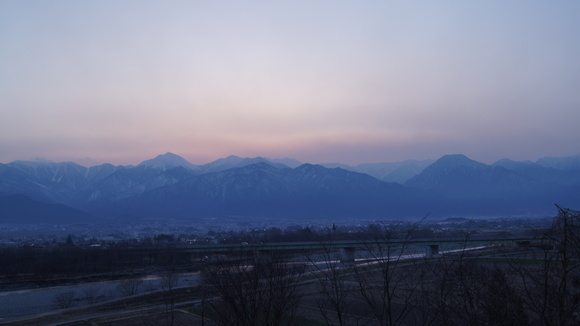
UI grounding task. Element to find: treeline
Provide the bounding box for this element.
[213,223,477,244]
[0,245,201,286]
[210,217,550,245]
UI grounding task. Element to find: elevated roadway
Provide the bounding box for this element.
[178,236,538,261]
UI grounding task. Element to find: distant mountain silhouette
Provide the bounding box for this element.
[79,165,199,209]
[109,162,447,220]
[138,152,200,171]
[321,159,434,183]
[0,194,94,223]
[198,155,293,173]
[492,158,580,185]
[406,154,580,215]
[1,152,579,222]
[536,154,580,170]
[405,154,527,197]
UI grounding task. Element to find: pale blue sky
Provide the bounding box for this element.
[1,1,579,165]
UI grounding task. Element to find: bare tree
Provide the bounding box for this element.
[412,229,530,326]
[54,292,75,309]
[310,244,355,326]
[160,271,179,326]
[82,287,100,304]
[143,280,159,293]
[116,277,143,296]
[416,259,454,325]
[417,231,485,325]
[480,267,528,326]
[202,251,305,326]
[352,220,429,326]
[512,206,580,326]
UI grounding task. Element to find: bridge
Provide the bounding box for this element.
[180,236,537,263]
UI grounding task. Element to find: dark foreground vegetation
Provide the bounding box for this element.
[195,207,579,326]
[0,209,578,325]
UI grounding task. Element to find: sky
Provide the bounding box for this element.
[1,1,580,166]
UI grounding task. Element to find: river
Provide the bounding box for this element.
[0,273,199,321]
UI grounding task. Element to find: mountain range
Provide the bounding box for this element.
[1,152,579,223]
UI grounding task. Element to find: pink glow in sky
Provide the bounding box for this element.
[1,1,580,166]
